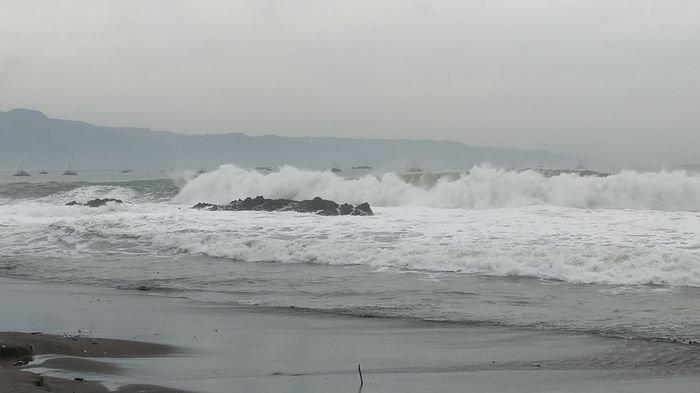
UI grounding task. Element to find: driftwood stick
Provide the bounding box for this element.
[358,363,364,388]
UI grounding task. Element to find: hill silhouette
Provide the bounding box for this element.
[0,108,577,171]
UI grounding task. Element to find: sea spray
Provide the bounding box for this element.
[174,164,700,211]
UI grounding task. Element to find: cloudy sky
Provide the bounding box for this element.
[1,0,698,164]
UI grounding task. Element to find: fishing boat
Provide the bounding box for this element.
[13,166,31,177]
[405,160,423,172]
[62,165,77,176]
[121,168,134,173]
[331,162,342,173]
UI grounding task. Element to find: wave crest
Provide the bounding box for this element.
[173,165,700,211]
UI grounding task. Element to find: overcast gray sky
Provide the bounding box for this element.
[1,0,698,164]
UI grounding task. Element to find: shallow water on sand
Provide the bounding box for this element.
[3,279,700,393]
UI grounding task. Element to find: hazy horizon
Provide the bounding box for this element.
[4,106,700,171]
[1,107,584,171]
[1,1,698,165]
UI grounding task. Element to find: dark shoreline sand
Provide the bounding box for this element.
[1,278,699,392]
[0,331,186,392]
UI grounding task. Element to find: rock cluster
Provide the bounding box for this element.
[66,198,124,207]
[192,196,373,216]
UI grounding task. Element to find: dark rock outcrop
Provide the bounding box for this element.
[338,203,354,215]
[354,202,373,216]
[192,196,373,216]
[191,202,217,210]
[0,344,33,359]
[66,198,124,207]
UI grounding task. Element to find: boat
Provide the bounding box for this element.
[13,166,31,177]
[352,165,373,170]
[121,168,134,173]
[330,162,342,173]
[38,168,48,175]
[196,167,208,175]
[406,160,423,172]
[62,165,77,176]
[254,166,273,172]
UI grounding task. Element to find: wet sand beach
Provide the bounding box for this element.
[0,331,185,392]
[1,278,699,392]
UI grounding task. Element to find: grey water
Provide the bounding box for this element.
[1,170,699,348]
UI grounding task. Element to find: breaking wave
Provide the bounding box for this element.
[0,180,179,202]
[174,165,700,211]
[43,185,139,204]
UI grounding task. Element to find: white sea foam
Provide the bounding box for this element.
[1,167,699,286]
[1,198,698,286]
[173,165,700,211]
[3,175,699,343]
[42,185,139,204]
[150,206,700,286]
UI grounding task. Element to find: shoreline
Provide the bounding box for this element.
[8,273,697,348]
[1,277,699,392]
[0,331,186,392]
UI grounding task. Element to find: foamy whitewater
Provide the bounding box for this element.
[1,165,700,343]
[176,165,700,211]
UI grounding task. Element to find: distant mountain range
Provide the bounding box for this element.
[0,108,578,171]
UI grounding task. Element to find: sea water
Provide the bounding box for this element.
[0,165,699,344]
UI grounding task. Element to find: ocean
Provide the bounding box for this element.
[1,165,699,346]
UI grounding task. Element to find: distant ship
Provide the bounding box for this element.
[13,166,31,177]
[331,162,342,173]
[38,168,49,175]
[352,165,373,170]
[254,166,273,172]
[62,165,77,176]
[121,168,134,173]
[406,160,423,172]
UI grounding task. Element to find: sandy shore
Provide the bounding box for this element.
[0,331,186,392]
[0,277,699,392]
